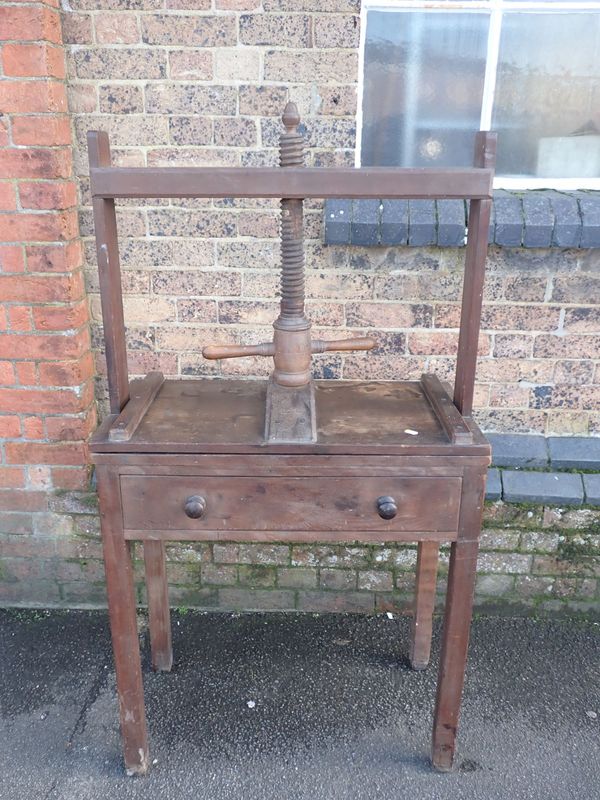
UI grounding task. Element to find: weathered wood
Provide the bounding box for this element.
[421,373,473,445]
[431,466,487,771]
[89,118,495,775]
[124,528,457,544]
[143,540,173,672]
[264,378,317,444]
[88,131,129,414]
[409,541,440,670]
[453,132,497,416]
[89,165,494,201]
[120,474,462,534]
[109,372,164,442]
[90,379,491,457]
[96,465,148,775]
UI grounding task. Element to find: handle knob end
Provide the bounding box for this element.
[376,496,397,520]
[184,495,206,519]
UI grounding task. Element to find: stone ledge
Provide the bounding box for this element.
[501,471,584,506]
[324,190,600,248]
[487,434,548,469]
[485,433,600,473]
[583,475,600,506]
[548,437,600,470]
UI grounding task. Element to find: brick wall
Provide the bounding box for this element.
[0,0,97,603]
[1,1,599,609]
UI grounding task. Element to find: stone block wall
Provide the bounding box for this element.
[2,493,600,615]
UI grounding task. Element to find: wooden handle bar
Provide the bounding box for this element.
[203,336,376,361]
[202,342,275,360]
[311,337,377,353]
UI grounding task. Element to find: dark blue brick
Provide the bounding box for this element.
[583,474,600,506]
[502,471,584,505]
[324,199,351,245]
[408,199,436,246]
[577,192,600,248]
[380,200,408,245]
[485,468,502,501]
[437,200,466,247]
[487,433,548,468]
[351,199,379,246]
[548,437,600,470]
[493,191,523,247]
[548,191,581,248]
[522,193,553,248]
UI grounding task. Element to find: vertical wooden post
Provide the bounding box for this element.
[409,541,439,670]
[144,540,173,672]
[88,131,129,414]
[431,467,486,771]
[453,132,497,416]
[96,466,148,775]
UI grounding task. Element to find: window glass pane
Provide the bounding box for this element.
[493,12,600,179]
[361,10,489,167]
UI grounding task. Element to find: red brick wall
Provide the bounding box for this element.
[0,0,95,587]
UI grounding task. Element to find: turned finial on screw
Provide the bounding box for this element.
[282,101,300,132]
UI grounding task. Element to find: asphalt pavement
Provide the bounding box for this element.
[1,609,599,800]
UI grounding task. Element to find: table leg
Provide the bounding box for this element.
[97,466,149,775]
[409,541,439,670]
[431,469,485,771]
[143,540,173,671]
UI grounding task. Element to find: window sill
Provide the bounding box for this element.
[323,191,600,249]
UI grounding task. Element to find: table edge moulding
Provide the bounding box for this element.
[87,101,497,776]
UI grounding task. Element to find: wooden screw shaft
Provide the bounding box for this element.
[202,102,377,385]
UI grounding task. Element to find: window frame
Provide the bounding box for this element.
[357,0,600,190]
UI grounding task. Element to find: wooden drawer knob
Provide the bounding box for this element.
[376,496,397,520]
[184,495,206,519]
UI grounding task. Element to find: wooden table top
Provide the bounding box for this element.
[91,378,490,457]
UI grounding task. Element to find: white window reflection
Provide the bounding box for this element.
[359,2,600,187]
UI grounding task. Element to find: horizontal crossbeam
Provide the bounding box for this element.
[89,165,494,201]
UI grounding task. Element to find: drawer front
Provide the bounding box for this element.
[120,475,461,533]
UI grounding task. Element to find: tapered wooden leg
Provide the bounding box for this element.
[97,467,149,776]
[409,541,439,670]
[432,469,485,772]
[143,540,173,672]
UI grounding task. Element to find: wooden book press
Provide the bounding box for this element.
[88,103,496,776]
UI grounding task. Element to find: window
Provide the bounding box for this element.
[358,1,600,188]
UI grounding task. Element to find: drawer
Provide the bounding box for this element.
[120,475,461,534]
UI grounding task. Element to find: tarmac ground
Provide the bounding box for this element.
[1,609,599,799]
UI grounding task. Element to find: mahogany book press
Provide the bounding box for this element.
[88,103,496,775]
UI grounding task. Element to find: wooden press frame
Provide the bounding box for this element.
[88,128,497,775]
[88,133,495,418]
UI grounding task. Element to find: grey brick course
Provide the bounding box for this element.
[583,475,600,506]
[380,199,408,245]
[548,191,581,247]
[324,192,600,249]
[408,200,436,246]
[490,191,523,247]
[522,193,553,248]
[485,468,502,501]
[351,199,379,246]
[502,471,584,506]
[548,437,600,470]
[488,433,548,468]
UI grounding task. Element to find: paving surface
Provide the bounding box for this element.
[1,609,599,800]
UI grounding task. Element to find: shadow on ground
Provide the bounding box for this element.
[1,609,599,799]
